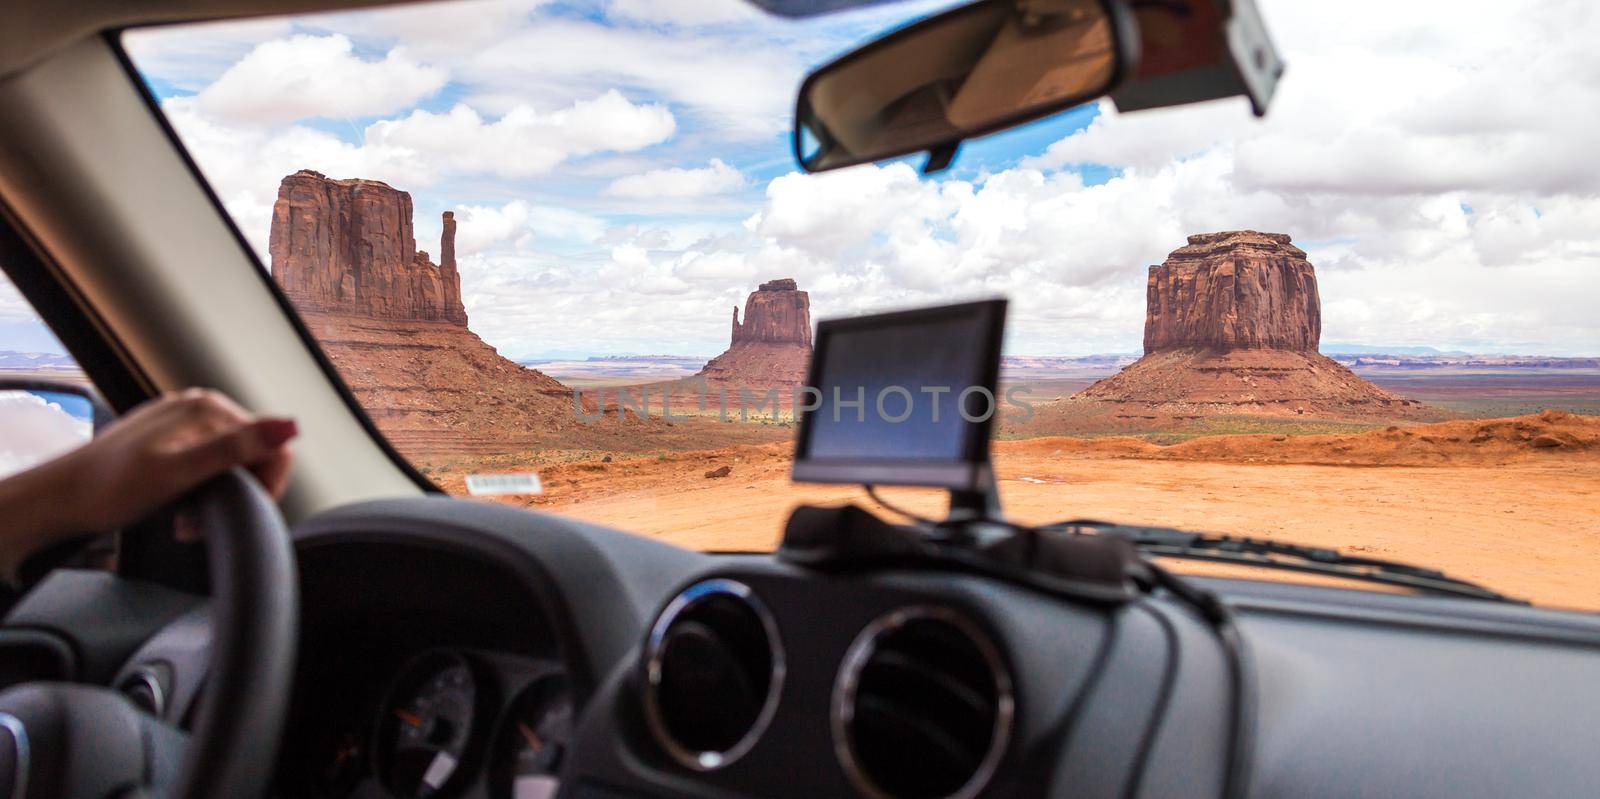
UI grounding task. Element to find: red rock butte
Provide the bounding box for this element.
[697,278,813,389]
[1076,231,1426,419]
[1144,231,1319,352]
[267,170,638,456]
[730,278,811,348]
[271,170,467,325]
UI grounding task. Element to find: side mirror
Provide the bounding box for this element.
[794,0,1141,174]
[0,378,117,587]
[0,377,112,478]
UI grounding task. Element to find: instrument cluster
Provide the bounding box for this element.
[307,648,573,799]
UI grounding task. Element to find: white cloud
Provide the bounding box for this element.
[446,201,610,254]
[365,91,675,178]
[453,201,536,254]
[195,34,447,125]
[1024,99,1255,171]
[315,0,553,60]
[434,0,958,137]
[454,19,803,138]
[738,162,1170,351]
[606,0,757,27]
[753,163,948,259]
[122,18,295,92]
[605,158,746,198]
[163,96,437,259]
[0,275,33,322]
[524,206,610,243]
[165,89,672,259]
[0,392,91,479]
[675,249,759,282]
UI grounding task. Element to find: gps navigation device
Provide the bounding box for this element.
[792,299,1006,493]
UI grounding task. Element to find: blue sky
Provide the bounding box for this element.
[5,0,1597,360]
[0,320,68,355]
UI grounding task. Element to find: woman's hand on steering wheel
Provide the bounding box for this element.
[0,388,297,577]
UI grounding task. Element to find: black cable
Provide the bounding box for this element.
[1142,561,1255,799]
[843,499,1255,797]
[862,484,941,525]
[1120,604,1182,799]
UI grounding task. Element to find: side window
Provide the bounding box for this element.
[0,270,92,479]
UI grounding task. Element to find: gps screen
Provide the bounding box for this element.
[793,300,1005,489]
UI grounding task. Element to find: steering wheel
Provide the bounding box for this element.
[0,469,299,799]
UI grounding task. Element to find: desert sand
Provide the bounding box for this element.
[422,411,1600,611]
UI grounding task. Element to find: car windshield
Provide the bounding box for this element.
[120,0,1599,609]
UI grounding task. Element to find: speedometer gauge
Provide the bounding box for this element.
[490,674,574,799]
[375,651,481,798]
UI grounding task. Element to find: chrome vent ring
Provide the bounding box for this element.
[643,578,785,771]
[832,606,1014,799]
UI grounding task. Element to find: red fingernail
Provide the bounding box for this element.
[258,418,299,446]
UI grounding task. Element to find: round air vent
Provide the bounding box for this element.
[117,664,169,717]
[833,607,1013,799]
[643,579,784,771]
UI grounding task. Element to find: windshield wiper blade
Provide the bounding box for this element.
[1044,519,1526,604]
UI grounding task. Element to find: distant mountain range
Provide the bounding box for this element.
[514,349,1598,388]
[520,355,708,367]
[520,355,706,382]
[1321,344,1473,356]
[1000,354,1139,380]
[1329,353,1600,370]
[0,351,77,370]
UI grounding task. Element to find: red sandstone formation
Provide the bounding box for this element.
[270,169,467,325]
[1074,231,1425,421]
[267,170,616,457]
[1144,232,1319,352]
[697,278,813,389]
[730,278,811,347]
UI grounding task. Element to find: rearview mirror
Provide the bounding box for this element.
[794,0,1140,174]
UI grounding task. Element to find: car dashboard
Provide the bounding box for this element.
[282,541,578,798]
[235,497,1600,798]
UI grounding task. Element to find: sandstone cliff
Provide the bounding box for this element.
[1144,231,1319,353]
[698,278,813,389]
[270,170,467,325]
[268,170,614,458]
[730,278,812,347]
[1070,232,1427,422]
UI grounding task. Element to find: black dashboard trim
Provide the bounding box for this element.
[292,497,707,705]
[296,527,600,702]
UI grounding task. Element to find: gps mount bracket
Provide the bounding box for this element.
[776,502,1145,605]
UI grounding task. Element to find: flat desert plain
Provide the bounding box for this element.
[420,410,1600,612]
